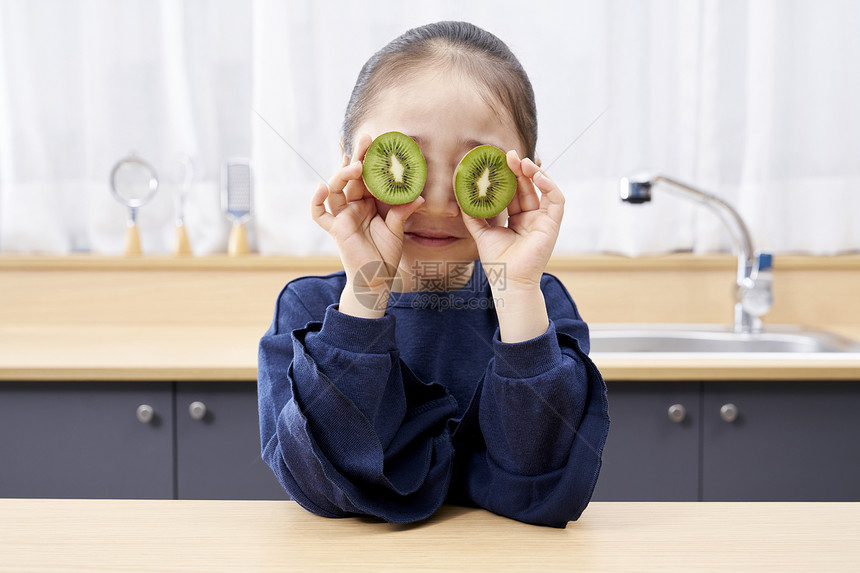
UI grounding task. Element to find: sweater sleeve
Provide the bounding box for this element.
[454,274,610,528]
[257,282,458,523]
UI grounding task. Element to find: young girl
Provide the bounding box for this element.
[257,21,609,528]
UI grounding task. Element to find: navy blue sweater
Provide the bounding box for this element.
[257,261,609,528]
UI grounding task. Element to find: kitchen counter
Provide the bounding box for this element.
[1,323,859,381]
[2,254,860,382]
[0,324,262,381]
[1,499,857,572]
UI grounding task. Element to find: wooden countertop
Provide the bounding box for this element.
[0,324,263,381]
[2,253,860,382]
[1,499,857,572]
[1,323,860,381]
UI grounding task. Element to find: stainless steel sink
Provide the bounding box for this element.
[588,324,860,354]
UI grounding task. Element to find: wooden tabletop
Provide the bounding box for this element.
[2,323,860,382]
[0,500,857,572]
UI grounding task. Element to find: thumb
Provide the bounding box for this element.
[384,196,425,237]
[461,208,492,240]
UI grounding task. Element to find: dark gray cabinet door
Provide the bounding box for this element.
[0,382,173,498]
[702,381,860,501]
[175,382,289,500]
[591,382,701,501]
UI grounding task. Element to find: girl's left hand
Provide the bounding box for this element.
[461,151,564,292]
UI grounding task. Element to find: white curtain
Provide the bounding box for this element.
[2,0,859,256]
[0,0,251,254]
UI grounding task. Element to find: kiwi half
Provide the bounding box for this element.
[362,131,427,204]
[453,145,517,218]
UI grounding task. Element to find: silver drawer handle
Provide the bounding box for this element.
[720,403,739,423]
[189,401,207,420]
[136,404,155,424]
[667,403,687,423]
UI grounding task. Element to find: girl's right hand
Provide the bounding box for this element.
[311,133,425,318]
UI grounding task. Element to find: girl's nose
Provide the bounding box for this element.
[418,167,460,217]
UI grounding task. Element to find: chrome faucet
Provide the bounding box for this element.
[619,175,773,333]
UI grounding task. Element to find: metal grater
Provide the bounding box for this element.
[222,160,252,224]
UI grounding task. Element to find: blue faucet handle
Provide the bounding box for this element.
[756,252,773,274]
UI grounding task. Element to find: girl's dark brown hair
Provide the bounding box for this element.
[342,21,537,159]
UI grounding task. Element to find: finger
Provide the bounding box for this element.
[344,176,371,203]
[340,133,375,204]
[327,160,363,212]
[311,183,334,232]
[508,151,540,213]
[521,157,540,177]
[328,160,362,193]
[328,132,372,198]
[352,133,373,162]
[384,196,425,237]
[504,150,524,215]
[460,207,492,240]
[531,166,565,223]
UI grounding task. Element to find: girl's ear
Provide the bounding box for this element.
[535,157,542,168]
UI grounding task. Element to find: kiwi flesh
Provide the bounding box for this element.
[362,131,427,204]
[453,145,517,218]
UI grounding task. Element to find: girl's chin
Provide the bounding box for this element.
[403,237,477,260]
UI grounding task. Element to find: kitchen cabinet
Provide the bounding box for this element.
[4,379,859,502]
[0,382,174,498]
[176,382,288,500]
[592,380,860,502]
[0,382,288,500]
[590,382,700,501]
[702,381,860,501]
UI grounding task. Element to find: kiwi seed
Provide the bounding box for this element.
[362,131,426,205]
[453,145,517,218]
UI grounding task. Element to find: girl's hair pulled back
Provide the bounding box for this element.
[342,21,537,159]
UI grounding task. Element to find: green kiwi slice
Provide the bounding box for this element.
[453,145,517,218]
[362,131,427,204]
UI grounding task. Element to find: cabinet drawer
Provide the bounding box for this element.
[591,382,701,501]
[702,381,860,501]
[176,382,288,500]
[0,382,173,498]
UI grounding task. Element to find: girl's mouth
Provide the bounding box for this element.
[405,232,459,247]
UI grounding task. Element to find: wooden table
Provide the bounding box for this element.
[1,500,857,572]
